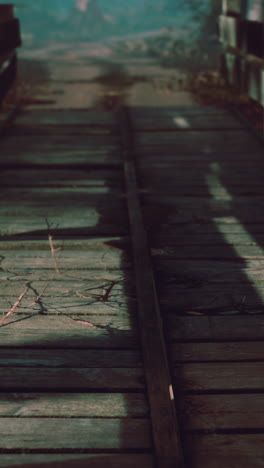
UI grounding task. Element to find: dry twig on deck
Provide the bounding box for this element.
[0,283,30,326]
[48,235,61,274]
[28,274,57,308]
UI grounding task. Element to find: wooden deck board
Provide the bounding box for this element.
[170,342,264,361]
[1,101,263,467]
[0,392,149,417]
[15,110,116,126]
[132,113,244,130]
[0,454,155,468]
[0,169,123,188]
[0,418,151,449]
[166,315,264,341]
[135,130,262,152]
[0,349,142,367]
[0,315,139,348]
[173,362,264,391]
[184,434,264,468]
[180,394,264,430]
[0,368,145,390]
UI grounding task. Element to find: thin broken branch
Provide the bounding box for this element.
[0,283,30,326]
[48,235,61,274]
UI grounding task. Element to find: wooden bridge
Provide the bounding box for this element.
[1,3,264,468]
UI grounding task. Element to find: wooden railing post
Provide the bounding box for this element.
[220,0,264,107]
[0,3,21,106]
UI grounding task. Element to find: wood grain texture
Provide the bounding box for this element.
[184,434,264,468]
[0,169,123,188]
[166,315,264,341]
[179,394,264,430]
[173,362,264,391]
[0,367,145,390]
[0,315,139,348]
[0,418,151,449]
[132,113,243,130]
[0,349,142,368]
[0,454,154,468]
[119,107,184,467]
[170,342,264,362]
[0,393,149,417]
[135,130,263,154]
[15,110,115,126]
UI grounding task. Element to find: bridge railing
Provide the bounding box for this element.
[220,0,264,107]
[0,4,21,106]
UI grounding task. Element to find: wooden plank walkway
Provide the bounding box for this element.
[0,109,154,468]
[0,103,263,467]
[130,105,264,468]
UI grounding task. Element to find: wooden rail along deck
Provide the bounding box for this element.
[0,14,264,467]
[220,0,264,105]
[0,4,21,107]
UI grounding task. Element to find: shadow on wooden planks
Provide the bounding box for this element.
[132,106,264,316]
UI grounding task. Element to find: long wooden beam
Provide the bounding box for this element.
[118,106,185,468]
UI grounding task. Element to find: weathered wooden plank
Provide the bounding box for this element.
[180,394,264,430]
[149,223,264,236]
[0,237,129,250]
[0,418,151,449]
[184,434,264,468]
[143,198,264,225]
[0,454,154,468]
[15,110,115,126]
[119,107,184,467]
[155,258,264,275]
[0,219,128,236]
[0,169,123,188]
[132,113,243,130]
[131,106,230,116]
[158,283,264,311]
[0,276,133,295]
[173,362,264,391]
[138,185,264,197]
[0,267,130,281]
[137,151,263,162]
[0,186,124,203]
[0,250,131,269]
[0,393,148,417]
[0,368,145,390]
[0,349,142,368]
[0,315,139,348]
[135,130,262,153]
[166,315,264,341]
[137,160,264,174]
[0,143,121,167]
[152,244,264,259]
[1,134,118,147]
[0,154,121,167]
[170,342,264,362]
[152,232,264,246]
[9,125,116,136]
